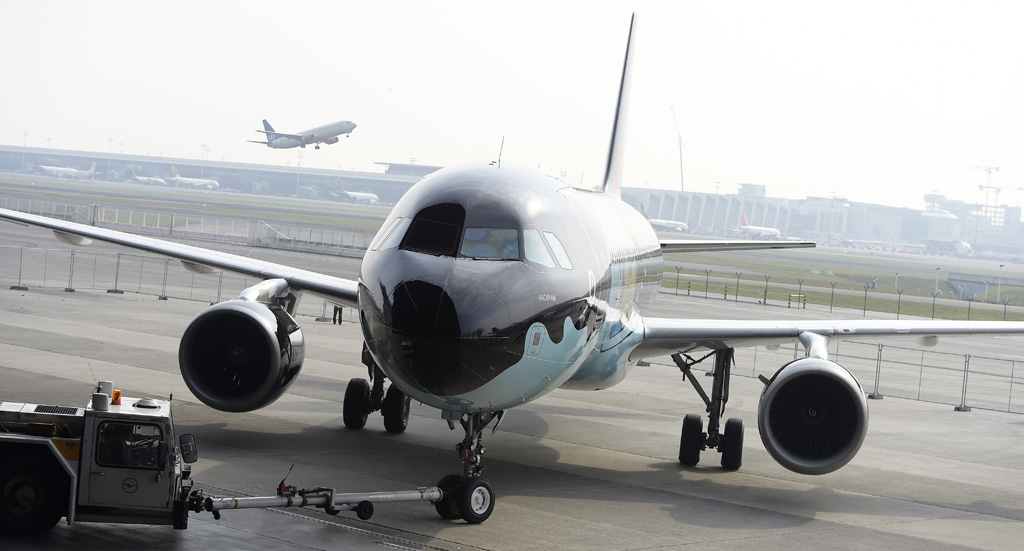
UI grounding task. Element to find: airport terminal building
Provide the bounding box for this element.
[2,144,1021,259]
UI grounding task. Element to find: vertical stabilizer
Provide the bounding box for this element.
[741,212,750,227]
[262,119,278,141]
[601,13,637,197]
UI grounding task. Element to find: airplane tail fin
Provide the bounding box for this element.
[640,202,650,219]
[600,13,637,198]
[741,212,750,227]
[88,162,96,172]
[172,166,180,177]
[262,119,278,141]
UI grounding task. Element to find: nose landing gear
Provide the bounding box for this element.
[432,410,501,524]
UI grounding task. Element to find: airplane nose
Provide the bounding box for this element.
[361,273,518,398]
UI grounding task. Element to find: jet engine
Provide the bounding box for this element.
[757,357,868,475]
[324,136,339,145]
[302,133,316,143]
[179,299,305,412]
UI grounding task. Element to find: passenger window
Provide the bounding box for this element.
[523,229,556,268]
[461,228,520,259]
[543,231,573,270]
[371,217,403,251]
[378,218,411,251]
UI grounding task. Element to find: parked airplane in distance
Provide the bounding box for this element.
[329,185,380,205]
[248,119,357,150]
[641,203,688,233]
[34,158,99,179]
[126,169,167,186]
[738,212,782,239]
[164,166,219,190]
[6,15,1024,525]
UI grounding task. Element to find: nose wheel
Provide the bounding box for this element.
[431,411,501,523]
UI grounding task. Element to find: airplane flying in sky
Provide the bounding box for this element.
[34,158,99,179]
[163,166,219,190]
[4,15,1024,524]
[248,119,357,150]
[126,168,167,186]
[737,212,782,239]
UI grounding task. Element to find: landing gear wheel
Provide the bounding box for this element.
[433,474,463,520]
[343,378,371,429]
[0,458,65,535]
[457,477,494,524]
[720,418,744,471]
[382,384,411,434]
[355,500,374,520]
[679,413,703,466]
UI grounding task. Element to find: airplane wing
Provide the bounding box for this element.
[0,208,360,308]
[661,239,815,253]
[247,139,271,145]
[631,317,1024,360]
[254,130,305,139]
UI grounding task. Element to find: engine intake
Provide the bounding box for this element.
[179,299,305,412]
[757,357,868,475]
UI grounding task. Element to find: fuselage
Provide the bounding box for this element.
[358,163,662,415]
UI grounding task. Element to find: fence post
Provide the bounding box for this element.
[159,258,169,300]
[1009,360,1017,413]
[704,269,712,298]
[107,253,124,294]
[215,272,224,304]
[11,246,28,290]
[64,250,76,292]
[868,344,883,399]
[954,354,972,412]
[735,272,742,302]
[674,267,681,296]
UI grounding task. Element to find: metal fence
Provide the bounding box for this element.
[1,196,377,257]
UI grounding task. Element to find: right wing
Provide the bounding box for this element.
[0,208,360,307]
[661,239,815,253]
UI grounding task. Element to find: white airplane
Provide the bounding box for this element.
[34,158,98,179]
[4,15,1024,525]
[330,185,380,205]
[126,169,167,186]
[738,212,782,239]
[641,203,688,233]
[163,166,219,190]
[248,119,357,150]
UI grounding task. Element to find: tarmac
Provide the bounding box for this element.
[1,217,1023,551]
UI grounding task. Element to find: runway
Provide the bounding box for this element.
[1,222,1023,550]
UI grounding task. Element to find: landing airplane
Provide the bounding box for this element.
[4,15,1024,525]
[126,169,167,186]
[738,212,782,239]
[164,166,219,190]
[248,119,357,150]
[34,158,98,179]
[641,203,688,233]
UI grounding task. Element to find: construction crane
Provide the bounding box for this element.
[973,165,1000,205]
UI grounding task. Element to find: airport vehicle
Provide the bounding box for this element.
[164,166,219,189]
[0,382,198,535]
[248,119,357,150]
[5,14,1024,522]
[0,383,479,534]
[34,158,98,179]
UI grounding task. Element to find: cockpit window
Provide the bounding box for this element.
[523,229,556,268]
[378,217,412,251]
[371,217,403,251]
[399,203,466,256]
[460,228,520,259]
[543,231,573,270]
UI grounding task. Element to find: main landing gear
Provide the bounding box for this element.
[672,348,744,471]
[432,411,502,524]
[343,345,411,433]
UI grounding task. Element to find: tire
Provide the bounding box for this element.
[458,477,495,524]
[355,500,374,520]
[0,456,65,535]
[382,384,412,434]
[343,378,371,429]
[678,414,704,466]
[720,418,744,471]
[433,474,463,520]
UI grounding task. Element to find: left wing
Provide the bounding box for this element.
[0,208,360,307]
[661,239,815,253]
[631,317,1024,360]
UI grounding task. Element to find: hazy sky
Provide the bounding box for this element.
[3,1,1022,209]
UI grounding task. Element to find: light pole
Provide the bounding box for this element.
[21,132,27,171]
[827,191,836,245]
[711,182,720,235]
[107,137,113,176]
[895,272,899,290]
[997,264,1004,302]
[200,144,210,179]
[935,267,941,294]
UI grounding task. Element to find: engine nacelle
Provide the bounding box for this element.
[757,357,868,475]
[302,133,316,143]
[324,136,339,145]
[179,299,305,412]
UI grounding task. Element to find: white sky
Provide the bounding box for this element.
[2,1,1023,209]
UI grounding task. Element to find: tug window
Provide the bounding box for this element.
[523,229,556,268]
[461,228,520,259]
[543,231,573,270]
